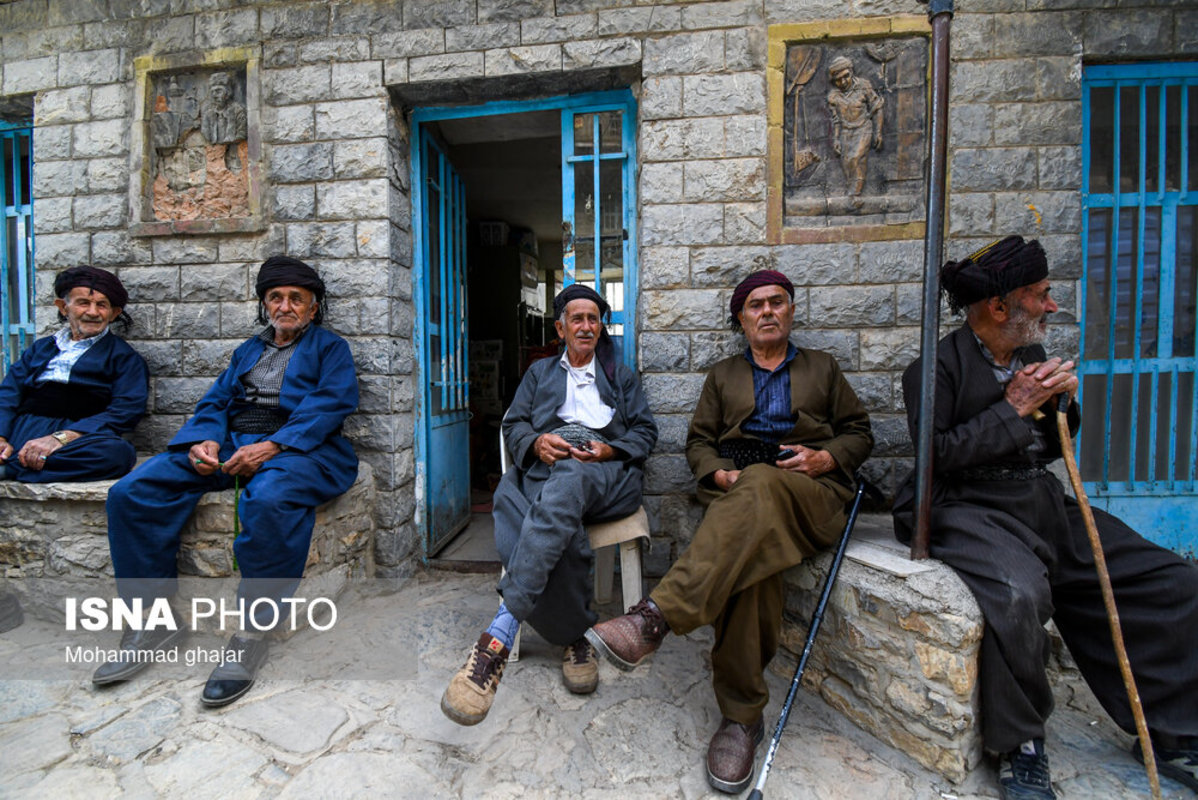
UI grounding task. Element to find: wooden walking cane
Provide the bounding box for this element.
[1054,394,1162,800]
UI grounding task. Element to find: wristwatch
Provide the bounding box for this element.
[51,431,71,445]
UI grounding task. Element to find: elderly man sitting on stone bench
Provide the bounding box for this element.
[0,266,147,484]
[93,256,359,709]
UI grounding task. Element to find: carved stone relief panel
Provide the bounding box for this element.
[130,50,262,236]
[768,20,931,244]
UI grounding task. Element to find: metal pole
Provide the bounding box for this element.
[911,0,954,560]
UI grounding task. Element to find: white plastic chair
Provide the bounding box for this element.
[499,425,649,660]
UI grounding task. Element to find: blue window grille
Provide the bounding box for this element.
[0,122,34,373]
[1080,62,1197,554]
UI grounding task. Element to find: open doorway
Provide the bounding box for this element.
[413,91,639,565]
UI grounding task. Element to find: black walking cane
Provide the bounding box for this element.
[748,473,873,800]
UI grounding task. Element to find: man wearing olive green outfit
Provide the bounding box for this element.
[587,269,873,794]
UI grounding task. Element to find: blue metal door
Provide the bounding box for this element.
[1080,63,1198,556]
[0,123,34,373]
[561,97,638,365]
[415,129,471,556]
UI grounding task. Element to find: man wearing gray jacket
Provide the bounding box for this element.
[441,283,657,726]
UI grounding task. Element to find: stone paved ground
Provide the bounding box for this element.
[0,570,1191,799]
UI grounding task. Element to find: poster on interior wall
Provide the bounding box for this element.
[128,48,264,236]
[767,19,931,244]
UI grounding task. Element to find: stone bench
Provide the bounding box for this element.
[778,513,984,783]
[0,461,376,626]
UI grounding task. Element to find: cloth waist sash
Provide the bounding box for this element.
[718,438,789,470]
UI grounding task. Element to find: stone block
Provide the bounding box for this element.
[682,73,765,116]
[641,203,724,246]
[316,179,389,221]
[640,162,684,204]
[273,184,317,221]
[952,60,1038,103]
[684,158,765,203]
[725,27,765,71]
[265,64,332,106]
[520,13,597,44]
[643,31,724,76]
[993,102,1081,147]
[285,222,359,258]
[180,263,249,302]
[947,193,995,238]
[73,193,125,229]
[993,12,1083,57]
[85,157,127,192]
[641,118,724,162]
[1034,57,1081,102]
[689,330,741,371]
[72,120,125,159]
[895,282,923,326]
[330,61,383,99]
[301,37,373,64]
[446,22,520,52]
[640,246,690,289]
[91,231,153,267]
[644,453,694,495]
[690,245,774,288]
[643,289,723,331]
[356,220,391,259]
[3,56,58,95]
[861,328,921,371]
[993,190,1081,235]
[846,372,893,412]
[639,331,689,373]
[194,7,259,49]
[950,147,1038,192]
[724,115,766,158]
[810,285,894,328]
[562,37,641,70]
[948,103,994,148]
[269,143,334,183]
[119,266,179,302]
[58,48,121,86]
[34,126,71,161]
[1180,10,1198,54]
[28,232,89,270]
[597,6,682,36]
[220,301,260,339]
[371,28,445,59]
[775,243,858,285]
[151,237,221,265]
[33,160,87,199]
[724,203,766,244]
[641,372,707,414]
[858,239,923,284]
[484,45,563,77]
[1038,145,1082,190]
[32,196,71,234]
[153,376,214,414]
[261,4,330,40]
[680,0,760,30]
[315,97,388,140]
[181,339,237,375]
[641,76,683,120]
[409,52,484,82]
[478,0,553,24]
[1084,10,1173,56]
[34,87,91,125]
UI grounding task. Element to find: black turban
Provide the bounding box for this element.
[55,266,128,310]
[552,283,617,383]
[256,255,325,301]
[941,236,1048,314]
[730,269,794,329]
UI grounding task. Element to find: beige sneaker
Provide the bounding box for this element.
[562,637,598,694]
[441,632,510,726]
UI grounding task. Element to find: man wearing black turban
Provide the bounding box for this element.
[893,236,1198,800]
[587,269,873,794]
[99,256,360,709]
[442,282,657,727]
[0,265,147,482]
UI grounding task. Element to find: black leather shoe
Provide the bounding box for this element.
[92,624,187,685]
[201,634,269,708]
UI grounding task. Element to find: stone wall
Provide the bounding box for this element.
[0,0,1192,576]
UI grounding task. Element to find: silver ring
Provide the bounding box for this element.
[37,455,45,460]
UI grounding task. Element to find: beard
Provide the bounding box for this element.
[1005,303,1049,346]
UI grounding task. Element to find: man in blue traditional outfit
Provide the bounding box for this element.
[441,284,657,726]
[0,265,147,482]
[94,256,359,708]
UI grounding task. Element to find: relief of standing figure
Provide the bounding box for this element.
[200,71,247,145]
[826,56,884,200]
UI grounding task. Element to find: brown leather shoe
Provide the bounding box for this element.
[561,637,599,694]
[706,716,765,794]
[584,597,669,671]
[440,633,509,726]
